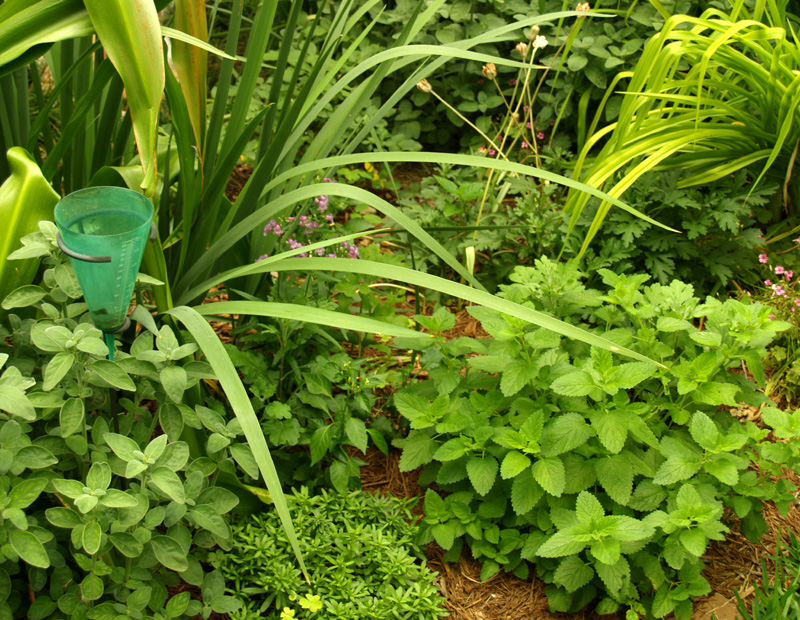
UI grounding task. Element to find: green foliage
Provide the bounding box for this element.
[392,258,798,618]
[0,227,271,619]
[211,488,447,620]
[228,343,399,492]
[395,165,564,288]
[565,1,800,258]
[367,0,693,150]
[732,529,800,620]
[567,170,778,292]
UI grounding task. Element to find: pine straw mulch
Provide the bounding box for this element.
[359,444,800,620]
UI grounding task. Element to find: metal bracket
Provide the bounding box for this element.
[57,233,111,263]
[102,316,131,335]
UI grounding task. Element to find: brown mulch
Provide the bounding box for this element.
[224,163,253,202]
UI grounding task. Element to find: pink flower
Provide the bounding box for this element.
[521,141,528,149]
[765,280,772,286]
[523,105,530,111]
[759,253,769,263]
[787,271,794,279]
[526,122,532,129]
[509,79,518,86]
[775,265,785,274]
[794,298,800,306]
[537,131,545,140]
[770,313,776,320]
[254,253,269,262]
[795,237,800,244]
[489,149,496,156]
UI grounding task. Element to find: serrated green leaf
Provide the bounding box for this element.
[690,412,719,451]
[654,455,701,486]
[501,451,531,479]
[575,491,604,523]
[466,455,498,496]
[609,362,656,389]
[591,410,629,454]
[532,457,565,497]
[590,536,621,565]
[511,470,543,515]
[434,437,469,462]
[537,529,586,558]
[398,432,437,472]
[554,555,595,593]
[540,413,591,457]
[550,371,596,397]
[595,455,633,505]
[500,359,537,397]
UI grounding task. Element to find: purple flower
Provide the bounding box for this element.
[255,253,269,262]
[288,238,303,250]
[315,248,325,256]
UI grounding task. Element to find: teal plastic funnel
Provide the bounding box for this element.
[55,187,154,336]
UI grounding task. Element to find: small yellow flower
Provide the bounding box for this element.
[416,79,433,93]
[515,42,528,57]
[576,2,591,13]
[280,608,296,620]
[299,594,323,613]
[482,63,497,80]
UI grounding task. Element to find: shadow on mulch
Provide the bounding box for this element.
[359,447,800,620]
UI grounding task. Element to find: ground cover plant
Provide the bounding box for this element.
[392,258,800,618]
[213,488,447,620]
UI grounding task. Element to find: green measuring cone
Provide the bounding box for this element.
[55,187,154,337]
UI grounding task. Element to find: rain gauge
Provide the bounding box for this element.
[55,187,156,359]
